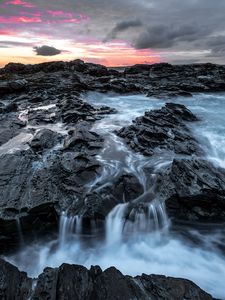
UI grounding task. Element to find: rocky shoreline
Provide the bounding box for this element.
[1,60,225,299]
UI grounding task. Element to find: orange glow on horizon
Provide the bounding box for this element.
[0,41,161,68]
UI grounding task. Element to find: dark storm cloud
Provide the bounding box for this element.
[134,25,199,49]
[33,45,61,56]
[206,36,225,58]
[104,19,142,42]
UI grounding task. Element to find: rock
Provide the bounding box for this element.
[125,63,152,75]
[0,101,18,113]
[3,262,213,300]
[29,129,62,153]
[28,108,58,125]
[0,79,28,95]
[59,97,97,124]
[63,126,104,156]
[78,173,144,220]
[0,259,32,299]
[0,203,58,253]
[0,112,28,147]
[155,158,225,224]
[0,123,104,251]
[1,61,225,96]
[117,103,202,156]
[84,63,109,77]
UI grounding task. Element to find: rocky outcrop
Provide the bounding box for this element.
[76,173,144,220]
[155,158,225,224]
[1,61,225,97]
[0,60,225,299]
[0,259,32,299]
[29,129,62,153]
[0,119,107,252]
[124,62,225,97]
[0,259,216,300]
[117,103,202,156]
[0,79,28,95]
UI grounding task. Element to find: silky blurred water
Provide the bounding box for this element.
[5,92,225,299]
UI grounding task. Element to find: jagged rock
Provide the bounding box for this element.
[1,61,225,96]
[63,126,104,156]
[0,203,58,253]
[29,129,62,153]
[15,264,213,300]
[117,103,202,156]
[0,259,32,299]
[73,172,144,220]
[28,107,59,125]
[155,158,225,224]
[0,123,104,252]
[0,79,28,95]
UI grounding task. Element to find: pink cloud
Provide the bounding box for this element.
[0,1,89,25]
[0,29,15,35]
[0,16,42,23]
[5,0,35,8]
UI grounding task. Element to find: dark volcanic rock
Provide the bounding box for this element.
[155,158,225,224]
[0,113,27,146]
[64,126,104,155]
[117,103,201,156]
[78,173,144,219]
[1,61,225,97]
[23,263,216,300]
[0,122,104,252]
[0,79,28,95]
[0,203,58,253]
[124,62,225,97]
[29,129,62,153]
[58,96,116,124]
[0,258,32,299]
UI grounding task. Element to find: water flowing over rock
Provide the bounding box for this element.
[1,60,225,299]
[106,200,169,245]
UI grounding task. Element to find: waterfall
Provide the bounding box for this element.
[106,204,128,245]
[106,200,169,245]
[59,213,82,247]
[16,218,24,247]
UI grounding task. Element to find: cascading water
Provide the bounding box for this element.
[16,218,24,248]
[106,200,169,246]
[5,93,225,299]
[59,213,82,246]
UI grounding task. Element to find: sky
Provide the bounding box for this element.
[0,0,225,67]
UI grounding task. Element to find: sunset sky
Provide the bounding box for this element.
[0,0,224,67]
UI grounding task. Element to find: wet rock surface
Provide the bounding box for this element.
[0,259,32,299]
[0,60,224,233]
[117,103,202,156]
[124,62,225,97]
[0,259,216,300]
[0,60,225,298]
[155,158,225,224]
[1,60,225,97]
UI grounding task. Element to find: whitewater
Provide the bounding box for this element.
[6,92,225,299]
